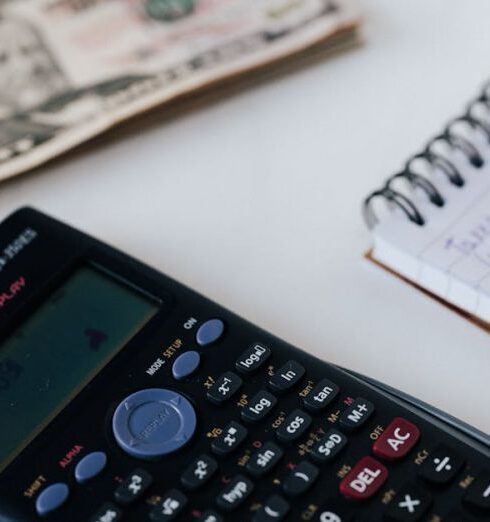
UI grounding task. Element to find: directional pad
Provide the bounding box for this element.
[113,388,196,459]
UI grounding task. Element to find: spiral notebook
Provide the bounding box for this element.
[364,81,490,330]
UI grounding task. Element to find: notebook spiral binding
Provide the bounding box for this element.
[363,82,490,229]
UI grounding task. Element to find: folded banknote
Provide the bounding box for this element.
[0,0,360,181]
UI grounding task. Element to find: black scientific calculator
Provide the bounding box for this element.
[0,208,488,522]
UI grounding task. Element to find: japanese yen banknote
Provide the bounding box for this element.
[0,0,360,181]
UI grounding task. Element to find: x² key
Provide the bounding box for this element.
[340,456,388,501]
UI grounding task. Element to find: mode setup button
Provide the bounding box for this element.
[112,389,196,459]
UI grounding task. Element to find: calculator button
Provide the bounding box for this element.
[463,469,490,511]
[282,461,319,497]
[269,361,305,393]
[339,456,388,501]
[339,398,374,432]
[216,475,254,511]
[198,510,223,522]
[88,502,124,522]
[207,371,243,405]
[310,429,347,463]
[418,445,465,485]
[246,442,284,476]
[196,319,225,346]
[236,343,271,373]
[74,451,107,484]
[385,483,432,521]
[172,350,200,380]
[150,489,187,521]
[241,390,277,423]
[315,506,354,521]
[303,378,339,412]
[180,454,218,490]
[112,388,196,459]
[373,417,420,461]
[35,483,69,517]
[114,468,153,505]
[276,409,312,443]
[253,495,290,521]
[211,421,248,455]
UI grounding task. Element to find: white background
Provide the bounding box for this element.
[1,0,490,433]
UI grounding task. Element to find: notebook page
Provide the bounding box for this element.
[372,135,490,322]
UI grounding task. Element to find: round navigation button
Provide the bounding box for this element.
[112,389,196,460]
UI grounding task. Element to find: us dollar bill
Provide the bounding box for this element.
[0,0,360,181]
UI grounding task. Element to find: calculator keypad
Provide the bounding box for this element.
[27,315,490,522]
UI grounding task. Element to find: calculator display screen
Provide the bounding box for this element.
[0,266,159,472]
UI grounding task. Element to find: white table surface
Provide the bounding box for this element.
[1,0,490,434]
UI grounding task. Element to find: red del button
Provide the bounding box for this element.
[373,417,420,461]
[340,456,388,501]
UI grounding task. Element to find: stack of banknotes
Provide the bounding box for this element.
[0,0,360,182]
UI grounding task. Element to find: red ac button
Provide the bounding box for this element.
[373,417,420,461]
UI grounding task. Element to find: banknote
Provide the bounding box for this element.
[0,0,360,181]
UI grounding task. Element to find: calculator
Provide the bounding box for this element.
[0,207,488,522]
